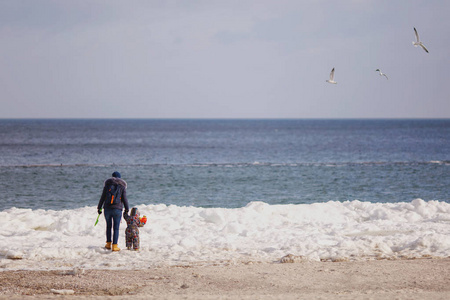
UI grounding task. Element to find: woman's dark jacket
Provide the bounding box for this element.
[97,177,130,211]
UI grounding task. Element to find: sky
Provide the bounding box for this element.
[0,0,449,119]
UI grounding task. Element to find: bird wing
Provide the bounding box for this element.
[383,74,389,80]
[329,68,335,80]
[420,43,429,53]
[414,27,420,42]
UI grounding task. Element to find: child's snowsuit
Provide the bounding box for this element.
[123,208,144,250]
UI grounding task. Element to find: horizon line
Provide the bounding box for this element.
[1,117,449,120]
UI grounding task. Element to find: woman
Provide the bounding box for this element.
[97,171,129,251]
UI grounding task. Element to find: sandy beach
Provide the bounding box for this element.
[1,258,449,299]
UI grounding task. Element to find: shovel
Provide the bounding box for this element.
[94,211,101,226]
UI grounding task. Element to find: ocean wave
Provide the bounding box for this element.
[1,161,449,168]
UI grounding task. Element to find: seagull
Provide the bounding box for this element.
[326,67,337,84]
[375,69,388,80]
[412,27,429,53]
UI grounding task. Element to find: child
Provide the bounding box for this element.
[123,207,147,250]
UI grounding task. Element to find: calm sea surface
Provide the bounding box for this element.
[0,119,449,210]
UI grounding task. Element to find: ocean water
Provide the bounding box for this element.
[0,119,449,270]
[1,119,449,210]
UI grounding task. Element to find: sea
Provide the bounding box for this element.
[0,119,449,270]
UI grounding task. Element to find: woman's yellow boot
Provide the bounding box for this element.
[105,242,112,249]
[112,244,120,251]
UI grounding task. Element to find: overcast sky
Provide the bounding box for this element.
[0,0,449,119]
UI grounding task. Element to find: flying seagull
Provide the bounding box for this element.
[412,27,429,53]
[326,68,337,84]
[375,69,388,80]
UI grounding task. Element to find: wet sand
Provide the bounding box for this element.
[1,258,449,299]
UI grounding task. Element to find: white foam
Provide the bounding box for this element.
[1,199,450,271]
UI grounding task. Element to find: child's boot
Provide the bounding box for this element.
[105,242,112,249]
[112,244,120,251]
